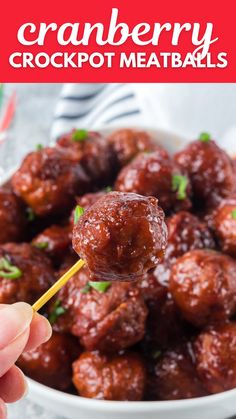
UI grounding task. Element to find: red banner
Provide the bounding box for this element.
[0,0,235,82]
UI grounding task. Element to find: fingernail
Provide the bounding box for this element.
[22,377,29,398]
[38,314,52,342]
[0,303,33,350]
[0,400,7,419]
[14,366,29,399]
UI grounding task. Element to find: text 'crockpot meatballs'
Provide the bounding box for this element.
[18,332,80,391]
[194,323,236,394]
[51,265,148,353]
[72,192,168,281]
[0,187,27,244]
[72,351,146,401]
[209,196,236,258]
[108,128,164,167]
[174,135,236,210]
[0,243,55,304]
[115,151,192,213]
[12,147,90,217]
[170,249,236,327]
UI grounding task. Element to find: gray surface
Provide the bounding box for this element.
[0,84,63,419]
[8,398,65,419]
[0,84,61,182]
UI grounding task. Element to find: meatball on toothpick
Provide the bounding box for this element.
[72,192,168,281]
[32,191,168,311]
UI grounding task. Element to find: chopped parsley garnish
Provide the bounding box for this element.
[33,242,49,250]
[81,281,111,294]
[231,209,236,219]
[36,144,43,151]
[152,349,162,360]
[26,208,35,222]
[199,132,211,142]
[48,300,66,325]
[105,186,112,193]
[0,257,22,280]
[74,205,85,224]
[89,281,111,293]
[172,175,188,200]
[81,283,91,294]
[72,129,88,142]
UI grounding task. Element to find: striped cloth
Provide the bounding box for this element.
[51,83,142,140]
[51,83,236,158]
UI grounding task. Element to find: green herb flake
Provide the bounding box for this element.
[105,186,112,193]
[89,281,111,293]
[199,132,211,143]
[26,208,35,222]
[0,257,22,280]
[36,144,43,151]
[33,242,49,250]
[48,300,66,325]
[72,129,88,142]
[172,175,188,200]
[231,209,236,219]
[81,282,91,294]
[74,205,85,224]
[152,349,162,360]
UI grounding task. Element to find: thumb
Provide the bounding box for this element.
[0,303,33,350]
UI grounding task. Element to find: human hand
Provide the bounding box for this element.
[0,302,52,418]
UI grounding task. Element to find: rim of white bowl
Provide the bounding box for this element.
[28,378,236,412]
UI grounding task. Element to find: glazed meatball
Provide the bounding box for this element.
[147,344,206,400]
[0,243,54,304]
[138,267,186,350]
[0,187,26,243]
[72,351,146,400]
[12,147,90,217]
[170,249,236,327]
[69,191,107,227]
[76,191,107,210]
[32,224,72,264]
[108,128,163,167]
[18,332,80,391]
[166,211,215,263]
[174,138,236,209]
[115,151,191,213]
[52,266,148,352]
[139,212,215,294]
[194,323,236,394]
[137,268,167,305]
[143,295,188,351]
[73,192,168,281]
[209,196,236,257]
[57,249,78,274]
[56,129,117,187]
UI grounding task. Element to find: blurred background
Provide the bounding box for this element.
[1,83,236,186]
[0,84,61,182]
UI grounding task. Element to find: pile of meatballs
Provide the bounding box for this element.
[0,128,236,402]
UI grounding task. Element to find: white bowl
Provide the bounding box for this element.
[8,126,236,419]
[27,378,236,419]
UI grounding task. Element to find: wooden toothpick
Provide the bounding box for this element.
[32,259,85,312]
